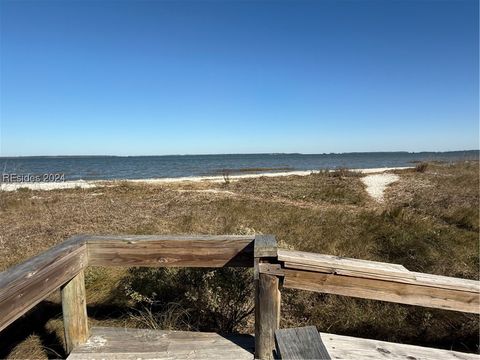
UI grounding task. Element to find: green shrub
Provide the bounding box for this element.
[415,163,428,173]
[122,267,254,332]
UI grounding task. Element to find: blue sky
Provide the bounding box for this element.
[0,0,478,156]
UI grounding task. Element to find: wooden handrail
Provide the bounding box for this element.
[0,234,257,353]
[258,249,480,314]
[87,234,256,267]
[1,234,479,360]
[0,235,88,332]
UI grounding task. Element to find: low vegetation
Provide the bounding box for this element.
[0,161,478,358]
[123,267,254,332]
[229,168,367,206]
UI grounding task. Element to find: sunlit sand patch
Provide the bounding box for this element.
[362,173,400,202]
[0,180,96,192]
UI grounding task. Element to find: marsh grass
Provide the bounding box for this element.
[0,161,478,358]
[229,168,367,205]
[128,303,192,331]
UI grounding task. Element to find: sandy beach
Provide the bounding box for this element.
[0,166,411,192]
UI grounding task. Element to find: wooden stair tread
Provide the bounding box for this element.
[276,326,331,359]
[67,327,254,359]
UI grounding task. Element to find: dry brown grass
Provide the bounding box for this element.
[0,162,478,358]
[228,169,367,206]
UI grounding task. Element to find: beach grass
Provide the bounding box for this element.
[0,161,478,358]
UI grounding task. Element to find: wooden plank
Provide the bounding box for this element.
[279,249,415,281]
[68,327,254,359]
[320,332,479,359]
[283,269,480,313]
[87,235,255,267]
[278,249,409,272]
[283,262,417,283]
[275,326,331,359]
[283,262,480,293]
[255,271,281,360]
[61,270,89,354]
[87,234,255,243]
[254,235,278,258]
[279,250,480,293]
[412,271,480,293]
[256,261,480,298]
[0,235,88,331]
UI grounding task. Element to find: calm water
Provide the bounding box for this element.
[0,151,478,181]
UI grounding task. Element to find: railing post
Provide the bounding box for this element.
[254,235,280,360]
[61,270,89,354]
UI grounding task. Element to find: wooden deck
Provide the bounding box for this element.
[2,234,479,359]
[67,327,479,360]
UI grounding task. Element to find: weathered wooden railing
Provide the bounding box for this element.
[0,234,479,359]
[0,234,258,354]
[257,247,480,358]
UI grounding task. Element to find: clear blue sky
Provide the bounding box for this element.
[0,0,478,156]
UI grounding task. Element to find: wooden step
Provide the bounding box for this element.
[68,327,254,360]
[276,326,331,359]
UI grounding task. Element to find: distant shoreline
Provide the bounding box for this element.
[0,166,412,192]
[0,150,478,159]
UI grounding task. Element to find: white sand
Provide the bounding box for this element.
[126,167,410,184]
[362,173,400,202]
[176,189,236,195]
[0,167,410,192]
[0,180,96,192]
[358,167,410,174]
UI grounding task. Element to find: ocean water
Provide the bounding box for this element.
[0,151,478,181]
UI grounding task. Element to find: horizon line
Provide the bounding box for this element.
[0,149,479,159]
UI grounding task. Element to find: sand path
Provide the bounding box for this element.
[361,173,399,202]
